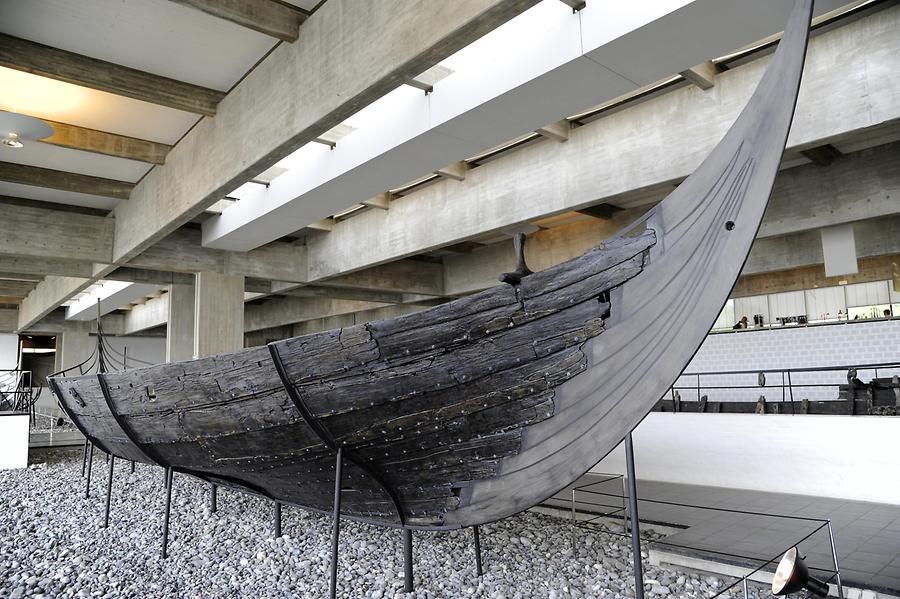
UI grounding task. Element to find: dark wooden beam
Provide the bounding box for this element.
[442,241,485,254]
[169,0,307,42]
[577,203,624,220]
[558,0,586,11]
[0,280,36,297]
[800,143,843,166]
[107,267,194,286]
[41,120,172,165]
[0,34,224,116]
[0,162,133,200]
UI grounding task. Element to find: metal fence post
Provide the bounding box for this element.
[827,520,844,599]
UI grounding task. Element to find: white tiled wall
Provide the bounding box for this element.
[674,319,900,402]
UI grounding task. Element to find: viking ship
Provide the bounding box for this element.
[50,0,813,532]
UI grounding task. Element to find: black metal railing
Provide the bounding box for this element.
[570,477,844,599]
[665,361,900,412]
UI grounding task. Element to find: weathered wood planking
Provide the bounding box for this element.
[54,229,652,527]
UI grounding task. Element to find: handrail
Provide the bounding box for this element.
[680,361,900,378]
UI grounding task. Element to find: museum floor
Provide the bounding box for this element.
[546,475,900,595]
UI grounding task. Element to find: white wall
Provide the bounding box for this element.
[0,413,29,468]
[592,413,900,505]
[0,333,19,370]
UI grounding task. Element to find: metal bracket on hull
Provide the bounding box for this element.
[267,342,407,527]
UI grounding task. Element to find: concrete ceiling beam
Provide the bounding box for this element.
[296,8,900,281]
[112,0,541,266]
[168,0,307,42]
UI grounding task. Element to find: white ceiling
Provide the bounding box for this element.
[0,138,151,182]
[0,67,200,144]
[0,0,280,91]
[0,0,297,211]
[0,181,120,210]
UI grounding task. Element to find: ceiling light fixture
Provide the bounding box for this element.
[0,110,53,150]
[2,132,23,148]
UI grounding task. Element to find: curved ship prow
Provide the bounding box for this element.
[50,0,814,532]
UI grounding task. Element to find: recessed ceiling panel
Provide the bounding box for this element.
[0,181,120,211]
[0,141,151,183]
[0,0,279,91]
[0,68,199,144]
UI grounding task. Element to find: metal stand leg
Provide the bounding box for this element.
[210,483,218,513]
[161,467,174,559]
[81,438,89,477]
[103,454,115,528]
[625,432,645,599]
[163,467,168,489]
[329,448,344,599]
[827,520,844,599]
[274,501,282,538]
[571,488,577,551]
[473,525,483,577]
[403,528,414,592]
[742,577,749,599]
[130,460,135,474]
[84,443,94,499]
[105,452,109,464]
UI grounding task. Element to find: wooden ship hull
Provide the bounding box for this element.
[50,0,813,531]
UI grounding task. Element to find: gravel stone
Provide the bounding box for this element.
[0,448,774,598]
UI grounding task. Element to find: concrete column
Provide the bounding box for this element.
[58,320,93,373]
[193,272,244,359]
[165,284,194,363]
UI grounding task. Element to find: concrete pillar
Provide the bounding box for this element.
[193,272,244,359]
[58,320,93,374]
[165,284,195,363]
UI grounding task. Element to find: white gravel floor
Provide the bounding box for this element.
[0,448,767,599]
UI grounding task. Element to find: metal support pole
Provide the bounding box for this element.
[403,528,414,592]
[81,438,89,477]
[742,577,749,599]
[625,432,645,599]
[161,467,173,559]
[621,475,628,535]
[473,525,483,577]
[210,483,217,513]
[329,448,344,599]
[274,501,282,538]
[827,520,844,599]
[84,442,94,499]
[571,487,577,551]
[105,452,109,464]
[130,460,135,474]
[103,454,115,528]
[163,466,168,489]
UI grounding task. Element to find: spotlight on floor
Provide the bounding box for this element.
[772,547,830,597]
